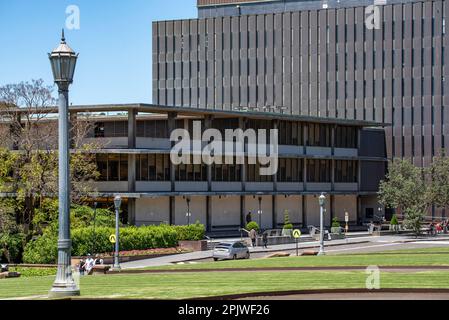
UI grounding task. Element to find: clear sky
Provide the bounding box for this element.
[0,0,197,105]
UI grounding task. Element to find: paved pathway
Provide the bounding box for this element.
[120,234,449,269]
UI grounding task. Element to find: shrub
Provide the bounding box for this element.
[331,217,341,228]
[283,210,293,230]
[173,222,206,241]
[0,233,26,263]
[23,223,205,264]
[246,221,260,232]
[23,231,58,264]
[390,214,399,225]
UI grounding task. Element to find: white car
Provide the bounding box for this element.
[213,241,250,261]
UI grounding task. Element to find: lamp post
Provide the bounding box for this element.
[186,196,191,226]
[49,30,80,298]
[318,193,326,256]
[112,196,122,271]
[258,196,262,231]
[92,201,98,255]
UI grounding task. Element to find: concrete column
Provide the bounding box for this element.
[302,195,307,229]
[331,159,335,191]
[240,195,246,228]
[240,117,247,191]
[303,158,307,192]
[357,196,362,225]
[128,109,137,149]
[170,196,175,225]
[272,120,279,229]
[128,154,136,193]
[167,112,177,226]
[127,198,136,225]
[330,194,334,222]
[204,115,213,191]
[206,196,212,232]
[167,112,177,192]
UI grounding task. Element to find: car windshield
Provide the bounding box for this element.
[216,243,232,248]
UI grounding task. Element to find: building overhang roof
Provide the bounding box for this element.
[1,103,389,127]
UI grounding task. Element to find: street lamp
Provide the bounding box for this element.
[258,196,262,231]
[185,196,191,226]
[318,193,326,256]
[92,201,98,255]
[49,30,80,298]
[112,196,122,271]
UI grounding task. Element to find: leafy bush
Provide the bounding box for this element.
[331,217,341,228]
[283,210,293,230]
[0,233,26,263]
[173,222,206,241]
[23,223,205,264]
[11,267,56,278]
[246,221,260,232]
[390,214,399,225]
[23,231,58,264]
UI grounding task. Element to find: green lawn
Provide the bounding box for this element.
[141,249,449,271]
[2,247,449,299]
[1,271,449,300]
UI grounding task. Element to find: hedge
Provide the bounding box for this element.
[23,223,205,264]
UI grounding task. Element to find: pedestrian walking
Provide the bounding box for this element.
[249,228,257,247]
[262,231,268,249]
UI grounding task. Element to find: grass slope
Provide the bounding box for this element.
[1,271,449,300]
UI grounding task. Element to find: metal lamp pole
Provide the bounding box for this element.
[92,201,98,255]
[258,196,262,230]
[318,193,326,256]
[112,196,121,271]
[49,30,80,298]
[186,196,191,226]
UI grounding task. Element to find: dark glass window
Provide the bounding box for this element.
[94,123,105,138]
[96,154,108,180]
[335,160,358,183]
[120,154,128,181]
[307,159,331,183]
[108,154,120,181]
[335,126,358,148]
[307,124,331,147]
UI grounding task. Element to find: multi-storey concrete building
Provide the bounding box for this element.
[153,0,449,220]
[1,103,386,234]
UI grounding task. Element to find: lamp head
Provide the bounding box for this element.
[48,29,78,87]
[319,193,326,206]
[114,195,122,209]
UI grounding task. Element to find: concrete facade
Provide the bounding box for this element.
[154,0,449,170]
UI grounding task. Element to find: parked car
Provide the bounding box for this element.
[213,241,250,261]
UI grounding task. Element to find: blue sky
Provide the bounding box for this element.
[0,0,197,105]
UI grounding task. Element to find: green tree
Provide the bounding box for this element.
[403,207,426,237]
[0,80,101,232]
[283,210,293,230]
[378,158,429,214]
[427,151,449,210]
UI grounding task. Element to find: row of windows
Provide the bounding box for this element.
[96,155,357,183]
[96,154,129,181]
[89,120,358,148]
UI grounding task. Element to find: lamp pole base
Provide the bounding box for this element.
[49,284,80,298]
[317,248,326,256]
[111,265,121,272]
